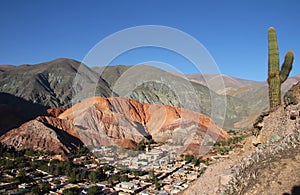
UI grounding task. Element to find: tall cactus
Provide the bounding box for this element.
[268,27,294,109]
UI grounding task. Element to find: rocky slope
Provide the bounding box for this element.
[182,82,300,195]
[59,96,228,152]
[0,92,47,135]
[0,60,250,129]
[0,116,83,154]
[0,96,228,155]
[0,58,112,108]
[99,65,249,129]
[1,58,298,131]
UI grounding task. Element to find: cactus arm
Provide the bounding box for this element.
[280,50,294,83]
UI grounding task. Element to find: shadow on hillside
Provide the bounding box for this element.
[283,185,300,195]
[0,92,48,135]
[42,122,84,152]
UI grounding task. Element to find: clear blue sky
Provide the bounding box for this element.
[0,0,299,81]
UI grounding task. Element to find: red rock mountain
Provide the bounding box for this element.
[59,97,228,151]
[0,96,228,155]
[0,116,83,154]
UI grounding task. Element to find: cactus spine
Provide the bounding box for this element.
[268,27,294,109]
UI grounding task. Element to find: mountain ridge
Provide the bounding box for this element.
[1,57,298,130]
[0,58,251,129]
[0,96,228,155]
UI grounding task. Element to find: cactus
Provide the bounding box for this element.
[268,27,294,109]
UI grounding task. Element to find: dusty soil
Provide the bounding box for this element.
[182,103,300,195]
[243,145,300,195]
[182,134,256,195]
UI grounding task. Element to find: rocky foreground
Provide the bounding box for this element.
[182,82,300,195]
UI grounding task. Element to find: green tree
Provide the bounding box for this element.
[88,186,100,195]
[154,177,159,190]
[184,154,193,162]
[149,169,154,179]
[40,182,51,193]
[89,171,98,183]
[17,169,27,183]
[5,160,14,169]
[62,187,80,195]
[30,186,40,195]
[119,175,130,182]
[137,140,145,151]
[192,157,199,166]
[54,166,62,176]
[68,177,77,184]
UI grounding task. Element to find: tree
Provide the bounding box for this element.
[119,175,130,182]
[30,186,40,195]
[88,168,106,183]
[40,182,51,193]
[62,187,80,195]
[137,140,145,151]
[17,169,27,183]
[149,169,154,179]
[54,166,62,176]
[192,156,200,166]
[184,154,193,162]
[154,177,160,190]
[89,171,98,183]
[88,186,100,195]
[68,177,77,184]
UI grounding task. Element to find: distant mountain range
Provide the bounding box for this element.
[0,58,299,153]
[0,58,300,153]
[0,58,256,129]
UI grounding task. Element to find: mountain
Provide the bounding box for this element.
[98,65,249,129]
[0,58,112,108]
[186,74,264,95]
[0,116,83,154]
[92,65,130,88]
[0,92,47,135]
[186,73,300,107]
[185,73,300,128]
[0,96,228,155]
[0,59,250,129]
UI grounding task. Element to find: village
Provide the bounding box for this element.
[0,130,244,195]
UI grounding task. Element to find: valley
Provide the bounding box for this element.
[0,58,300,195]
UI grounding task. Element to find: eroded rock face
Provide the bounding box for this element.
[284,81,300,106]
[0,119,83,154]
[59,96,228,150]
[0,96,227,155]
[116,139,137,150]
[46,107,66,117]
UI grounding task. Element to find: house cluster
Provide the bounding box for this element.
[1,142,211,195]
[87,144,208,194]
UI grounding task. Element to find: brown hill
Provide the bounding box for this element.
[0,116,83,154]
[116,139,138,150]
[0,96,228,155]
[58,96,228,154]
